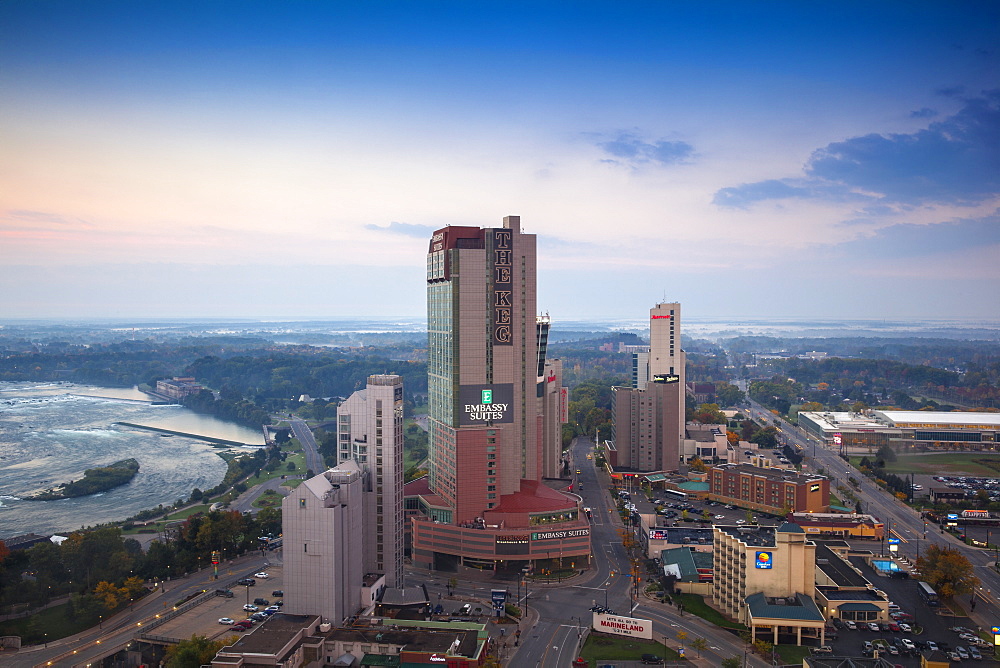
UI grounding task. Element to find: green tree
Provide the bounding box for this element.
[691,403,727,425]
[875,445,896,463]
[916,544,979,598]
[715,382,745,407]
[722,658,742,668]
[691,637,708,657]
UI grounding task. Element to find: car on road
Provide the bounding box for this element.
[243,604,259,612]
[218,617,235,625]
[714,514,725,519]
[254,572,269,578]
[736,519,746,524]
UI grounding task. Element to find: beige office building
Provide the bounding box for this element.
[282,461,366,624]
[336,374,405,588]
[649,302,685,444]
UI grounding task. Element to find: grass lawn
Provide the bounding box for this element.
[122,504,210,535]
[850,453,1000,477]
[674,592,748,630]
[281,478,304,489]
[253,489,284,509]
[776,644,812,664]
[579,634,679,665]
[0,600,108,643]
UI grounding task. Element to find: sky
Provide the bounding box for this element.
[1,1,998,322]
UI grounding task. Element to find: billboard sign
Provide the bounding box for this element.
[652,374,680,384]
[459,384,514,425]
[648,529,669,540]
[755,551,773,569]
[947,514,959,520]
[887,537,900,544]
[592,612,653,639]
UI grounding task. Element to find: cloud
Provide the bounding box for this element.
[909,107,937,119]
[595,132,694,167]
[833,211,1000,260]
[364,221,435,238]
[713,93,1000,208]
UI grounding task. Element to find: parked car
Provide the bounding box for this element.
[956,646,969,659]
[254,572,269,579]
[812,646,833,654]
[243,604,259,612]
[970,646,983,660]
[901,639,916,651]
[899,623,912,633]
[238,578,255,586]
[218,617,235,625]
[832,618,845,629]
[926,641,939,652]
[272,589,284,597]
[845,620,857,630]
[640,655,662,665]
[867,622,880,632]
[888,622,900,632]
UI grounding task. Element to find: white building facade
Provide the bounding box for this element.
[336,374,405,588]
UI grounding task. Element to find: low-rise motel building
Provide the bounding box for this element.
[789,512,885,540]
[713,523,826,646]
[709,463,830,515]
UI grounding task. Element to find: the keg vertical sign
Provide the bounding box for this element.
[493,229,512,345]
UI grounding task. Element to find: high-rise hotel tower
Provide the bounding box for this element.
[410,216,588,572]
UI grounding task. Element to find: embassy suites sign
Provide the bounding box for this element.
[459,384,514,426]
[530,528,590,541]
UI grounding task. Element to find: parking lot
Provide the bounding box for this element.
[151,565,284,641]
[819,555,998,665]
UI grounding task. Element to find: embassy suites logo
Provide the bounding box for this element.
[459,384,514,426]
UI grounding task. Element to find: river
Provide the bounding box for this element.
[0,381,266,539]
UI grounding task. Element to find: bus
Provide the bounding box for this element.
[664,489,688,501]
[917,581,939,606]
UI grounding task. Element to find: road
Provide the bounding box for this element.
[506,436,768,667]
[744,395,1000,632]
[6,553,274,668]
[289,417,324,475]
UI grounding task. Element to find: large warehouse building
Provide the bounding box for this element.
[798,410,1000,451]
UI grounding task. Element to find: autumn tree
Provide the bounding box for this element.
[165,634,230,668]
[691,403,727,425]
[916,544,979,598]
[688,457,709,473]
[691,637,708,657]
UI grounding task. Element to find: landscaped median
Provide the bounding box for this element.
[578,634,680,665]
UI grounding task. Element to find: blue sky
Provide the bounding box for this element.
[1,1,998,321]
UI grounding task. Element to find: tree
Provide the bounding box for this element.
[689,457,709,473]
[715,382,745,407]
[691,637,708,657]
[691,403,727,425]
[875,445,896,463]
[165,634,229,668]
[916,544,979,598]
[722,658,742,668]
[754,639,773,657]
